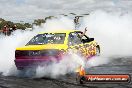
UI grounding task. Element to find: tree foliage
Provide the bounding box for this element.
[0,16,55,30]
[0,18,32,30]
[33,19,45,26]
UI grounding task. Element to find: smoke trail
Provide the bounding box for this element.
[79,10,132,57]
[1,10,132,77]
[0,29,44,76]
[41,16,75,31]
[35,53,85,78]
[0,17,75,76]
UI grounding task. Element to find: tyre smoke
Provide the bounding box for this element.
[35,53,85,78]
[79,10,132,57]
[0,17,75,76]
[0,10,132,77]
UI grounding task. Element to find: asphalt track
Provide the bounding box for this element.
[0,57,132,88]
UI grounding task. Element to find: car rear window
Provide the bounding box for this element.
[26,33,66,45]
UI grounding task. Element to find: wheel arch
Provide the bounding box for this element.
[96,45,100,53]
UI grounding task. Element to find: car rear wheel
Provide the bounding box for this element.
[17,68,36,77]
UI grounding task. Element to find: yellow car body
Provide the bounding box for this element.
[15,30,100,70]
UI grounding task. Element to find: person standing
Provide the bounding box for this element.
[74,16,80,30]
[12,25,17,31]
[2,25,9,36]
[8,25,13,35]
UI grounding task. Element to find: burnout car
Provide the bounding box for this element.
[15,30,100,71]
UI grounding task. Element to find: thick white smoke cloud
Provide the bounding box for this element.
[80,10,132,57]
[0,17,76,76]
[0,29,44,76]
[0,10,132,77]
[41,16,75,31]
[35,53,85,78]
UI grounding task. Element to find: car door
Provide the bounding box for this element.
[76,32,97,59]
[67,32,87,57]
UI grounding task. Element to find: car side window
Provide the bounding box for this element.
[68,32,82,46]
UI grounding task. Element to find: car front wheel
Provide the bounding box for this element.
[96,46,100,56]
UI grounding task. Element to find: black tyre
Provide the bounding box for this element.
[76,73,86,84]
[17,68,36,77]
[96,45,100,56]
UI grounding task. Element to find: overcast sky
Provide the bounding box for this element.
[0,0,132,22]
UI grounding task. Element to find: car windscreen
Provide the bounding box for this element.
[26,33,66,45]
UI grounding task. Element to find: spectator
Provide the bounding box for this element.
[12,25,17,31]
[74,16,79,24]
[2,25,9,36]
[74,16,80,30]
[8,25,13,35]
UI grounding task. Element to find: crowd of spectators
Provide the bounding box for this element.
[0,24,17,36]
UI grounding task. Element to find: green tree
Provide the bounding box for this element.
[34,19,45,26]
[15,23,26,30]
[45,16,54,21]
[24,23,32,28]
